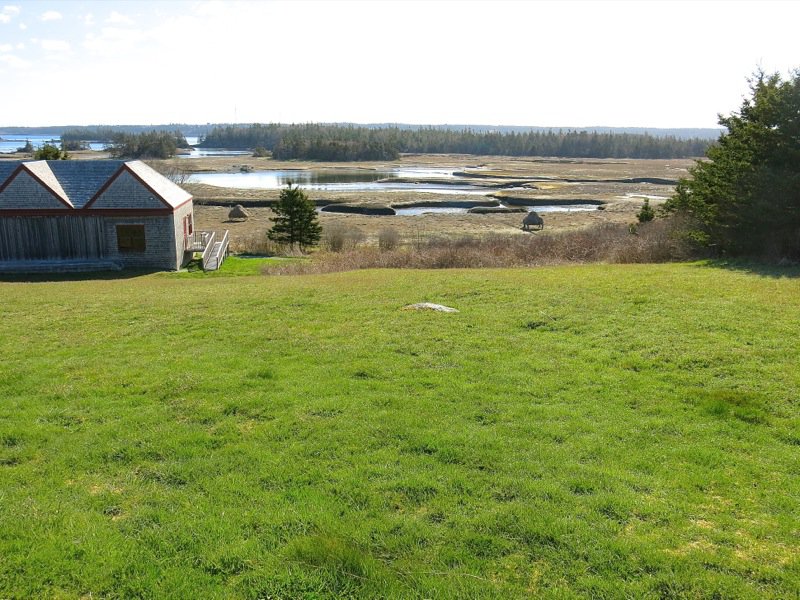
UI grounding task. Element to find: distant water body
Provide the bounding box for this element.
[0,134,106,154]
[189,168,489,195]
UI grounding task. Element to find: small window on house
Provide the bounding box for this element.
[117,224,146,252]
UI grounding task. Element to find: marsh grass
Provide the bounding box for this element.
[266,217,695,275]
[1,264,798,597]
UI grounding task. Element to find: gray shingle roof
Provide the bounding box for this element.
[0,159,192,210]
[0,162,21,185]
[48,160,123,208]
[25,161,72,206]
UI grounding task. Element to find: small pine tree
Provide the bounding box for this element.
[637,198,655,223]
[267,183,322,250]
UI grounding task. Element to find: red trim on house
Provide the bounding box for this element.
[0,164,74,209]
[0,208,175,217]
[172,197,193,211]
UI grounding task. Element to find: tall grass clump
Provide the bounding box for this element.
[233,234,286,256]
[378,227,400,252]
[322,223,366,252]
[264,217,696,275]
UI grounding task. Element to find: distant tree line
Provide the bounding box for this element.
[199,123,712,160]
[3,123,724,139]
[59,124,210,141]
[61,127,118,144]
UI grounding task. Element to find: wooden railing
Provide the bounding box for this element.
[185,230,212,252]
[200,231,216,270]
[187,229,229,271]
[200,230,230,271]
[217,230,230,266]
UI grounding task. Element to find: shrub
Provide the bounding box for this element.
[33,144,68,160]
[264,217,696,275]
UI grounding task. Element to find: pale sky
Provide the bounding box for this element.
[0,0,798,128]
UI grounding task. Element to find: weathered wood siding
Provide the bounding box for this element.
[0,212,188,270]
[90,170,167,209]
[0,170,69,210]
[0,216,105,260]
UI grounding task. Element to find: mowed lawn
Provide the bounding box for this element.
[1,262,798,598]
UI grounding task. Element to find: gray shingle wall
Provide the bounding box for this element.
[0,170,71,209]
[104,215,179,270]
[126,161,192,208]
[90,169,168,209]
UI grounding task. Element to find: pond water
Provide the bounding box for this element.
[188,168,605,211]
[521,204,598,213]
[623,193,669,200]
[178,148,253,158]
[188,168,489,195]
[393,204,600,216]
[179,136,259,158]
[394,207,472,215]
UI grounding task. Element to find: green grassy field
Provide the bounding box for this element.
[1,262,798,598]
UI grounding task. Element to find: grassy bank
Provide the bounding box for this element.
[1,264,798,597]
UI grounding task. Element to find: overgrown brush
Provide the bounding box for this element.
[264,217,696,275]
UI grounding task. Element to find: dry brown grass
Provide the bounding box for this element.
[264,217,695,275]
[183,154,686,247]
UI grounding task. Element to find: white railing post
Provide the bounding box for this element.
[201,231,216,270]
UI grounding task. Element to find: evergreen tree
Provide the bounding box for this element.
[267,183,322,250]
[33,143,68,160]
[664,69,800,258]
[637,199,655,223]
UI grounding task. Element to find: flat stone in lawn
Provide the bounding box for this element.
[403,303,459,313]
